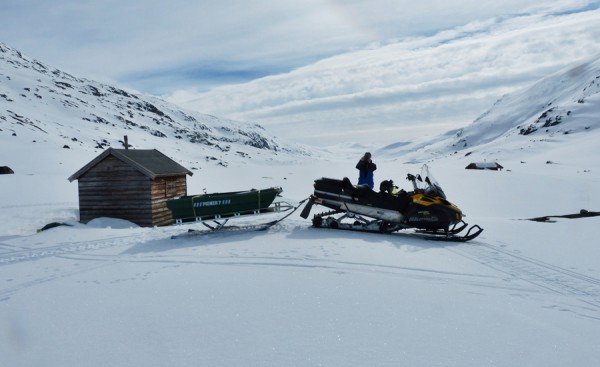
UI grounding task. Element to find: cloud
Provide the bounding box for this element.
[3,0,600,145]
[169,3,600,145]
[2,1,592,89]
[3,0,374,89]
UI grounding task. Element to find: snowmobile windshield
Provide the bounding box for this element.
[415,165,446,199]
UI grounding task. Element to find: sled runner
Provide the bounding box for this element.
[300,165,483,242]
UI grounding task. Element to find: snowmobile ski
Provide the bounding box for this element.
[414,224,484,242]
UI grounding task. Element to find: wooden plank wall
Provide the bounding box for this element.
[77,156,188,227]
[151,176,187,226]
[78,156,152,226]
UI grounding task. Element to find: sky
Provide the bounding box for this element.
[2,0,600,146]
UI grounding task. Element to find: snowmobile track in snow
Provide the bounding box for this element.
[450,241,600,311]
[0,260,120,302]
[0,235,143,265]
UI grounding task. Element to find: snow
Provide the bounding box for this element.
[2,47,600,366]
[1,150,599,366]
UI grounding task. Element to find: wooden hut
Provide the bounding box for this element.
[68,148,193,227]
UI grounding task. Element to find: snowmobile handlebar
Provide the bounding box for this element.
[406,173,419,191]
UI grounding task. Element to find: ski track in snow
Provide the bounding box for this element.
[0,234,147,265]
[448,241,600,319]
[0,226,478,301]
[2,221,600,322]
[0,260,121,302]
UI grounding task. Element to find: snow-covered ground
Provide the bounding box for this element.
[2,43,599,366]
[1,145,599,366]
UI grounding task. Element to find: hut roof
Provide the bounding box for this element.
[68,148,193,182]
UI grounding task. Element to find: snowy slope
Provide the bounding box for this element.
[453,57,600,148]
[1,45,600,367]
[0,42,309,172]
[378,55,600,164]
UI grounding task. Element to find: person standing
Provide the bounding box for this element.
[356,152,377,189]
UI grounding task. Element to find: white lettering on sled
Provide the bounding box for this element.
[193,199,232,207]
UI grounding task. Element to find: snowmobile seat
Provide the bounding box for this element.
[315,177,372,197]
[341,177,371,197]
[315,177,345,194]
[353,184,372,197]
[342,177,354,192]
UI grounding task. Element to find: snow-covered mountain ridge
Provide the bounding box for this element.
[458,57,600,146]
[379,56,600,163]
[0,42,307,170]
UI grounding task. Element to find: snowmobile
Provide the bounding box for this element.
[300,165,483,241]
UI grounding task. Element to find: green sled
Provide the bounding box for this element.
[167,187,283,223]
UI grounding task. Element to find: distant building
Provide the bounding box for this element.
[0,166,14,174]
[465,162,504,171]
[68,148,192,227]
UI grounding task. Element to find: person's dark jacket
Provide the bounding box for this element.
[356,159,376,188]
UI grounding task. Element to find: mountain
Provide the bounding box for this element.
[378,56,600,163]
[0,42,308,171]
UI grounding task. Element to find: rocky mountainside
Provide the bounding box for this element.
[0,42,307,170]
